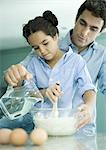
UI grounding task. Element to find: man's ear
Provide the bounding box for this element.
[53,33,59,41]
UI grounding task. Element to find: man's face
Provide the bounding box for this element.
[71,10,104,52]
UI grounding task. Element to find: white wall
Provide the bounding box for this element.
[0,0,85,50]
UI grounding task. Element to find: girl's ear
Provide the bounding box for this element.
[53,33,59,41]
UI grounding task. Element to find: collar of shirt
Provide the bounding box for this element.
[37,47,74,66]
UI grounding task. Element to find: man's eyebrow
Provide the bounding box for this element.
[80,18,99,30]
[80,18,87,24]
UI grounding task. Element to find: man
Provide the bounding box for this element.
[3,0,106,135]
[59,0,106,90]
[59,0,106,135]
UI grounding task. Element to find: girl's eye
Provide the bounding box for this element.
[32,46,39,50]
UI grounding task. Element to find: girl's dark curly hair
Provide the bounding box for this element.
[23,10,59,42]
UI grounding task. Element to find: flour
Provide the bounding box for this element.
[34,116,77,136]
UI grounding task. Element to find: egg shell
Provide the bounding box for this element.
[0,128,12,145]
[10,128,28,146]
[30,128,48,145]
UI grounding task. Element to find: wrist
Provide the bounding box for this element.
[39,89,47,97]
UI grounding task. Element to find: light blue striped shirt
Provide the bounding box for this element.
[59,30,106,95]
[21,30,106,95]
[25,47,96,136]
[25,47,95,108]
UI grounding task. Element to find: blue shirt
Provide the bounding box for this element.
[25,47,95,107]
[25,47,96,136]
[21,30,106,95]
[21,29,106,135]
[59,30,106,95]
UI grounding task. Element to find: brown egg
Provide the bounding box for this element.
[30,128,48,145]
[10,128,28,146]
[0,128,12,145]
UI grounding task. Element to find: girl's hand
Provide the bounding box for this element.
[4,64,32,87]
[76,104,92,130]
[45,83,63,103]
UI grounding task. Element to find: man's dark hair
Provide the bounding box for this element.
[75,0,106,31]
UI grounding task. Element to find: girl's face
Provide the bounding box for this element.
[28,31,59,61]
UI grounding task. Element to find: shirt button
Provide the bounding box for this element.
[49,78,53,81]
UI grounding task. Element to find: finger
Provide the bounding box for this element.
[4,64,27,86]
[76,118,90,130]
[45,90,55,103]
[17,64,32,80]
[55,83,61,93]
[78,110,88,116]
[51,83,62,96]
[51,87,60,97]
[46,88,57,102]
[60,91,64,96]
[76,110,90,122]
[12,65,23,78]
[4,73,17,86]
[76,113,91,129]
[78,104,87,111]
[16,64,27,79]
[6,68,19,83]
[25,72,32,80]
[4,67,19,86]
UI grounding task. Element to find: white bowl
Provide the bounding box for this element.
[32,108,77,136]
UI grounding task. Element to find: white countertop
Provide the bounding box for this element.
[0,133,106,150]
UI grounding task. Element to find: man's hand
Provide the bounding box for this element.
[4,64,32,87]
